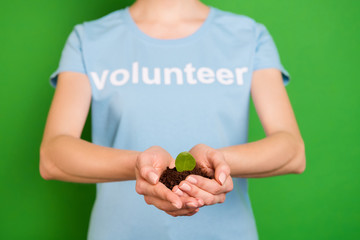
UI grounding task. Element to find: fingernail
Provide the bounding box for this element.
[180,183,191,191]
[148,172,158,184]
[197,198,204,206]
[186,176,197,184]
[219,173,226,185]
[195,208,200,212]
[175,188,183,196]
[186,202,197,208]
[172,201,182,209]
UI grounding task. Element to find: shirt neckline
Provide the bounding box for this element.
[123,6,215,45]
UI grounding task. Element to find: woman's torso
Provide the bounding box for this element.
[76,6,259,240]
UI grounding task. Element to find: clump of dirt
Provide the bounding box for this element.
[159,166,213,190]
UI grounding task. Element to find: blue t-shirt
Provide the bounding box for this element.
[50,5,290,240]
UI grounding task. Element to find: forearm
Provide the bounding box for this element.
[40,135,139,183]
[219,131,305,178]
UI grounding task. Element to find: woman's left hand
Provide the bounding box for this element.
[176,144,233,206]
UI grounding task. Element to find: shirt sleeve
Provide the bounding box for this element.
[49,24,86,87]
[253,23,290,85]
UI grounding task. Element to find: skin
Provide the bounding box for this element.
[40,0,305,217]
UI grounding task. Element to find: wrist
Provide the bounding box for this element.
[218,147,235,177]
[117,149,141,181]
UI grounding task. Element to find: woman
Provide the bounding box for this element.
[40,0,305,239]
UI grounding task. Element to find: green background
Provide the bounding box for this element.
[1,0,359,239]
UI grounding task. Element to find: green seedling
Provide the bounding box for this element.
[175,151,196,172]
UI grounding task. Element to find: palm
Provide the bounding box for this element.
[135,146,174,183]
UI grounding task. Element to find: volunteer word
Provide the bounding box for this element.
[90,62,248,90]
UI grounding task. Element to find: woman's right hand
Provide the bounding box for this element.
[135,146,203,217]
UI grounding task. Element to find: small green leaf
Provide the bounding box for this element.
[175,151,196,172]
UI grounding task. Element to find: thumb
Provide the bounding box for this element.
[140,167,159,185]
[208,152,230,185]
[147,170,159,185]
[137,146,172,184]
[137,154,159,185]
[140,166,159,184]
[215,167,229,186]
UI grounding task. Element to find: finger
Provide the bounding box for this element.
[207,151,230,185]
[172,186,204,207]
[144,196,174,212]
[144,194,199,212]
[144,196,182,212]
[136,179,182,209]
[169,159,176,169]
[165,208,199,217]
[151,182,183,209]
[179,181,226,205]
[173,185,194,198]
[185,208,200,216]
[185,175,233,195]
[172,185,184,196]
[185,175,222,195]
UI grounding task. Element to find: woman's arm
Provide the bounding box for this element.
[40,72,200,216]
[220,68,306,178]
[176,69,305,205]
[39,72,139,182]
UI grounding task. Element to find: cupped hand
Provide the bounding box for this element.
[135,146,203,217]
[176,144,233,206]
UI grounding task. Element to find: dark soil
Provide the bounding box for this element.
[159,166,213,190]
